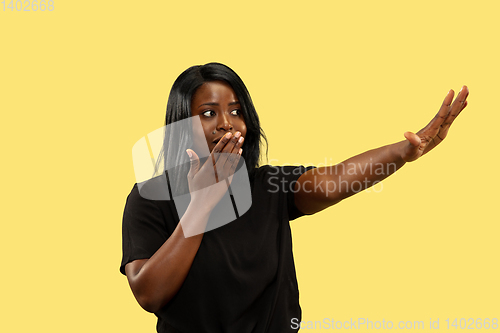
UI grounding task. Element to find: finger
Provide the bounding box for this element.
[427,89,454,131]
[221,131,243,154]
[404,131,421,147]
[186,149,200,179]
[210,132,239,182]
[211,131,241,165]
[211,132,233,164]
[216,136,244,180]
[401,132,422,162]
[225,148,243,184]
[453,96,468,120]
[214,132,242,169]
[443,85,468,127]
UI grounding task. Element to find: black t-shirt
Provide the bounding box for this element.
[120,165,315,333]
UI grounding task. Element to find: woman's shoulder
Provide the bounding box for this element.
[123,182,167,216]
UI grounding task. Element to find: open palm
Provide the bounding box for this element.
[402,86,469,162]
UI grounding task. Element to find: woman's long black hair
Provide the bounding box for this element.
[153,63,267,197]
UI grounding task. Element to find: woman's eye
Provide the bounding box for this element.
[202,110,215,117]
[231,109,240,116]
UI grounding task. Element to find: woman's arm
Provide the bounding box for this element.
[125,205,210,313]
[294,86,469,215]
[125,132,243,313]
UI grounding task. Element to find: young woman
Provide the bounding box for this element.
[120,62,469,333]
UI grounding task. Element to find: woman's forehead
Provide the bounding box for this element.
[193,81,237,103]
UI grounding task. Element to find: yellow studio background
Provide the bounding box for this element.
[1,0,498,332]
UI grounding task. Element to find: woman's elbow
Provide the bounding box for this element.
[135,293,162,313]
[125,260,166,313]
[128,277,171,313]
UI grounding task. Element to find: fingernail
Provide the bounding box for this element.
[186,150,192,158]
[225,132,232,139]
[239,148,243,155]
[238,137,243,143]
[235,131,241,138]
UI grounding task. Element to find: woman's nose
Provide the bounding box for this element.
[217,112,233,131]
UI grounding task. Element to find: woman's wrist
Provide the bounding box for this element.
[189,180,232,212]
[391,140,409,164]
[187,197,215,215]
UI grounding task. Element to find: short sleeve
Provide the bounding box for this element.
[120,184,173,275]
[272,165,316,221]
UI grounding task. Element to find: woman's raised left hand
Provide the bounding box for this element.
[401,86,469,162]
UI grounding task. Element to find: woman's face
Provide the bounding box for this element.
[190,81,247,154]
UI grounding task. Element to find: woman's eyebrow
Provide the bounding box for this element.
[197,101,240,108]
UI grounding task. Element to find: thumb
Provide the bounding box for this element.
[404,131,421,147]
[186,149,200,178]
